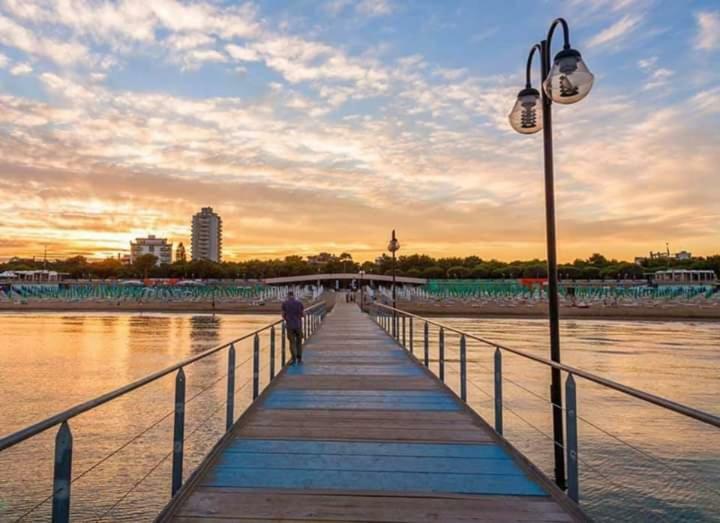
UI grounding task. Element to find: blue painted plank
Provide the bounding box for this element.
[267,390,449,399]
[202,468,547,496]
[224,440,509,459]
[213,453,524,475]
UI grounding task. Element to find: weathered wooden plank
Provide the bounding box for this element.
[174,489,575,522]
[235,427,494,443]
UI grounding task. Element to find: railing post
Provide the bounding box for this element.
[566,374,579,502]
[171,368,186,497]
[226,344,235,432]
[424,321,429,367]
[494,348,503,435]
[253,334,260,400]
[52,421,73,523]
[270,326,276,380]
[402,315,406,348]
[281,322,286,366]
[409,317,414,354]
[460,335,467,402]
[439,327,445,382]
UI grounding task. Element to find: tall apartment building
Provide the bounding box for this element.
[191,207,222,262]
[130,235,172,265]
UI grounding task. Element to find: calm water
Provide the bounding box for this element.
[1,312,719,522]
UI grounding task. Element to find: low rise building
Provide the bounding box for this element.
[130,235,172,265]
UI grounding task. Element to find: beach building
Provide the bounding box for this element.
[176,242,187,263]
[130,235,172,265]
[191,207,222,262]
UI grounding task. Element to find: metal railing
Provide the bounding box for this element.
[370,303,720,505]
[0,302,327,522]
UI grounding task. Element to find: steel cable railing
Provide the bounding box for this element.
[369,303,720,511]
[1,301,328,523]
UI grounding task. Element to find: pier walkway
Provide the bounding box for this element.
[161,299,585,522]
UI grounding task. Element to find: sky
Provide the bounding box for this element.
[0,0,719,263]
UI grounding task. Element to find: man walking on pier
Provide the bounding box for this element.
[282,291,305,364]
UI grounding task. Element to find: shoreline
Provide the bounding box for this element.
[1,298,719,321]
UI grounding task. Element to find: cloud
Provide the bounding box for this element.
[225,44,260,62]
[0,14,92,65]
[586,14,642,48]
[0,53,8,68]
[9,62,32,75]
[694,11,720,51]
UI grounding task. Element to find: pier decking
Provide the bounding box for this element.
[161,300,585,522]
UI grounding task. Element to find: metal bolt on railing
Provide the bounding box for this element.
[270,326,276,380]
[52,422,73,523]
[424,321,429,367]
[253,335,260,400]
[460,335,467,402]
[226,344,235,432]
[171,368,186,497]
[402,315,406,348]
[494,348,503,435]
[409,317,414,355]
[566,374,579,502]
[439,327,445,383]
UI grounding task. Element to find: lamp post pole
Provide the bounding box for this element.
[388,230,400,338]
[359,270,365,312]
[540,37,565,491]
[509,18,594,490]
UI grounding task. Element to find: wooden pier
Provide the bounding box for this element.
[160,299,586,522]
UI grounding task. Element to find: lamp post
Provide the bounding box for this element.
[359,270,366,312]
[387,230,400,337]
[508,17,594,490]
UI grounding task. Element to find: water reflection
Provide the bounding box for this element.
[0,313,718,522]
[189,315,221,352]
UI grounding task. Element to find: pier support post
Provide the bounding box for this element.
[52,421,73,523]
[460,335,467,402]
[566,374,579,502]
[253,335,260,400]
[494,349,503,434]
[424,322,429,367]
[270,326,276,380]
[226,344,235,432]
[439,327,445,382]
[171,368,186,497]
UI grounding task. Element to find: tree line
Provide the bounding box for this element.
[2,252,719,280]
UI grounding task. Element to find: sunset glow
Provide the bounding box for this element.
[0,1,719,262]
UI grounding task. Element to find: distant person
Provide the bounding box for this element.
[282,291,305,364]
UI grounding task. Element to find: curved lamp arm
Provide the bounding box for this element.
[525,43,542,89]
[547,17,570,51]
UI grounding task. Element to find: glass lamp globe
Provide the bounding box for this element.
[543,49,594,104]
[508,87,542,134]
[387,239,400,252]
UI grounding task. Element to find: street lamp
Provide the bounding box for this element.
[508,17,594,490]
[359,270,366,312]
[387,229,400,337]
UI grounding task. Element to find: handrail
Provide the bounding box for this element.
[372,303,720,430]
[0,301,325,452]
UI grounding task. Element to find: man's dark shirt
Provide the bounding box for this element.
[282,298,304,330]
